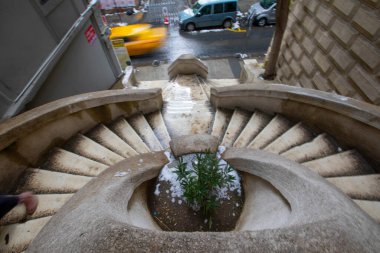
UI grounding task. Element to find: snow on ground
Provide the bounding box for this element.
[155,147,242,206]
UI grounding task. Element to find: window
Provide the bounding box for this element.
[200,5,211,15]
[260,0,276,9]
[214,3,223,14]
[224,2,236,13]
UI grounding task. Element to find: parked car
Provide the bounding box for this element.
[179,0,238,31]
[109,24,167,56]
[248,0,276,27]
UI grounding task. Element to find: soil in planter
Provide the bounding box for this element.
[147,155,245,232]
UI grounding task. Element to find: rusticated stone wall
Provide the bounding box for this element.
[276,0,380,105]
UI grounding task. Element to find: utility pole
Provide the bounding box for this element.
[263,0,290,80]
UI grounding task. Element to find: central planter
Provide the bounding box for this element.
[148,150,244,232]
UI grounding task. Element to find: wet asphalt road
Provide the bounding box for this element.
[131,26,275,66]
[130,0,275,66]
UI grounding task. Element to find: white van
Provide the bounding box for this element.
[179,0,238,31]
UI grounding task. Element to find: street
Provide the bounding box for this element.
[130,0,274,65]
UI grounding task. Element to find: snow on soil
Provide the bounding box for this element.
[155,146,242,206]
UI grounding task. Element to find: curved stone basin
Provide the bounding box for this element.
[27,147,380,252]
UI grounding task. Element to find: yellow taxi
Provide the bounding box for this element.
[109,24,167,56]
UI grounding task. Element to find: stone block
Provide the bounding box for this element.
[284,49,292,63]
[292,23,304,41]
[169,134,219,157]
[331,18,358,46]
[353,6,380,38]
[289,59,302,77]
[302,15,318,35]
[349,65,380,104]
[333,0,358,17]
[302,35,316,55]
[316,4,335,27]
[167,54,208,79]
[299,73,315,89]
[291,41,303,59]
[351,37,380,71]
[312,72,334,92]
[328,70,357,96]
[292,2,306,21]
[314,50,332,74]
[315,28,334,52]
[301,54,316,76]
[330,44,355,71]
[279,63,292,80]
[304,0,318,13]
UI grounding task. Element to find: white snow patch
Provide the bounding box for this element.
[154,183,161,196]
[114,171,128,177]
[190,29,225,34]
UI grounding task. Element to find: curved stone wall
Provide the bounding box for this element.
[276,0,380,105]
[0,89,163,193]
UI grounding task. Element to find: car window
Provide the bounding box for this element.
[200,5,211,15]
[224,2,236,12]
[214,3,223,14]
[260,0,275,9]
[193,2,202,13]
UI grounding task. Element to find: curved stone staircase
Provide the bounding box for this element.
[1,74,380,252]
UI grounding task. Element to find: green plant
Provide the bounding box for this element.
[174,151,235,226]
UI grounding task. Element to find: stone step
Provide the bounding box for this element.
[41,148,108,176]
[128,113,163,152]
[0,216,51,253]
[86,124,138,158]
[302,150,374,177]
[281,133,338,163]
[248,114,293,150]
[17,168,91,194]
[109,118,151,154]
[163,101,214,137]
[0,194,73,226]
[221,109,251,147]
[189,103,214,135]
[327,174,380,201]
[233,111,272,148]
[64,134,124,166]
[145,111,171,150]
[353,200,380,223]
[264,122,315,154]
[211,108,232,142]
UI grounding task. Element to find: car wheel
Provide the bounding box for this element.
[223,19,232,29]
[186,23,195,31]
[257,18,267,27]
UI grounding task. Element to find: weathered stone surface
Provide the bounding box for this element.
[27,150,380,252]
[169,134,219,157]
